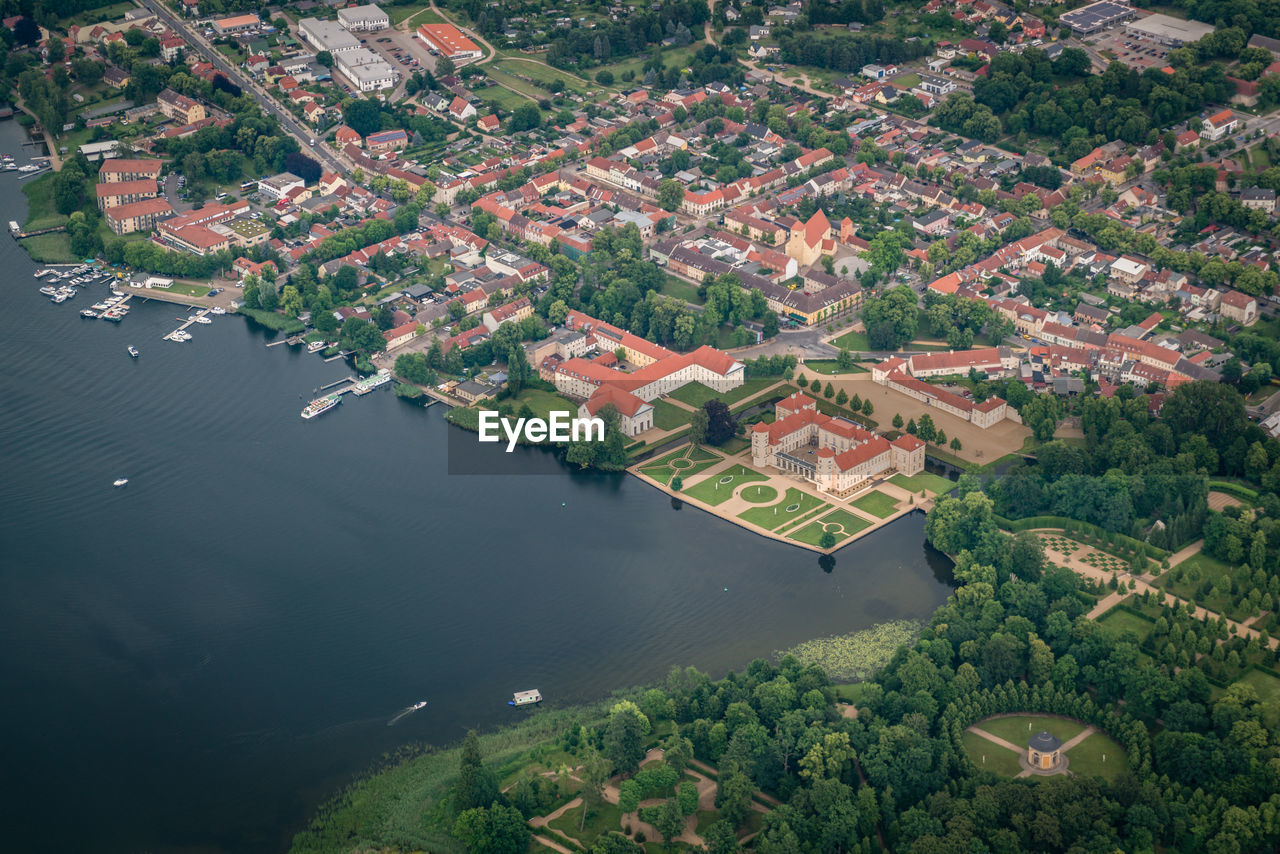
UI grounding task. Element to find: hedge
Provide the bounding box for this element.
[992,514,1171,560]
[1208,481,1260,502]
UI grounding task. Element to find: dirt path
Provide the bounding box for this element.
[529,797,582,828]
[532,834,575,854]
[705,0,717,45]
[1167,539,1204,567]
[967,726,1022,754]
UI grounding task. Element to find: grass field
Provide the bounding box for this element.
[1067,731,1126,781]
[740,484,778,504]
[507,388,578,420]
[888,472,955,495]
[831,329,871,351]
[851,490,899,519]
[652,399,691,431]
[390,4,444,25]
[661,274,704,304]
[1236,667,1280,703]
[592,44,701,85]
[640,445,722,486]
[789,508,872,546]
[1097,608,1156,641]
[802,359,868,374]
[473,85,534,113]
[682,465,770,506]
[892,72,921,88]
[1159,552,1251,621]
[666,377,778,409]
[738,487,827,531]
[22,174,66,232]
[494,57,596,95]
[20,232,77,263]
[974,715,1086,747]
[962,731,1024,777]
[547,801,624,846]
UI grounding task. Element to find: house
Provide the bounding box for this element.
[257,171,307,202]
[481,297,533,332]
[861,63,888,80]
[1241,187,1276,212]
[156,88,205,125]
[477,114,499,133]
[1220,290,1258,326]
[334,125,362,147]
[337,4,390,31]
[448,96,477,121]
[1201,109,1238,142]
[578,384,654,437]
[365,129,408,152]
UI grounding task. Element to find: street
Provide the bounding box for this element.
[137,0,351,176]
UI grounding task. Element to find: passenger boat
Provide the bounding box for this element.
[352,369,392,395]
[300,393,342,420]
[509,690,542,707]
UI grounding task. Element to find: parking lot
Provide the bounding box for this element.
[356,29,439,78]
[1091,30,1170,69]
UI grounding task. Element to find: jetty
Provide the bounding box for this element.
[323,350,354,362]
[319,376,355,391]
[165,307,212,340]
[12,224,65,239]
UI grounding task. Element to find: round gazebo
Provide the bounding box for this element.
[1027,731,1063,771]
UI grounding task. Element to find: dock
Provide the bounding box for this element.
[323,350,354,362]
[319,376,355,391]
[165,307,212,340]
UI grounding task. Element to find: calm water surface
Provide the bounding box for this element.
[0,119,953,854]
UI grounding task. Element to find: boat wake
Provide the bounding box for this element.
[387,700,428,726]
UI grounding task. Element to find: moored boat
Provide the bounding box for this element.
[509,689,542,707]
[300,393,342,420]
[352,369,392,395]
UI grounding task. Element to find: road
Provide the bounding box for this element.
[136,0,351,175]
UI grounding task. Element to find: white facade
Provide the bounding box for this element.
[337,4,390,31]
[298,17,360,54]
[335,48,397,91]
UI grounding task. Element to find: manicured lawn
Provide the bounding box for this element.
[546,801,624,847]
[1159,552,1251,622]
[974,715,1086,748]
[851,490,899,519]
[893,72,921,88]
[389,3,444,25]
[652,399,691,431]
[831,329,871,351]
[790,508,871,545]
[739,484,778,504]
[717,435,751,455]
[1236,667,1280,703]
[1096,608,1156,642]
[1067,731,1126,781]
[640,446,722,486]
[661,274,704,304]
[888,472,956,495]
[495,57,595,95]
[682,465,770,506]
[507,388,578,421]
[962,731,1023,777]
[668,382,723,408]
[803,359,868,374]
[154,282,212,297]
[738,487,827,531]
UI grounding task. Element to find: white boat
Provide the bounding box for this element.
[186,315,198,322]
[352,369,392,395]
[113,478,128,487]
[509,690,542,707]
[111,290,124,297]
[128,346,139,358]
[307,340,327,353]
[39,285,56,296]
[50,293,67,303]
[209,306,226,315]
[194,316,211,324]
[81,309,98,318]
[8,220,18,233]
[91,302,108,310]
[300,393,342,420]
[33,269,50,277]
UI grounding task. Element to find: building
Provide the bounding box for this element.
[577,385,654,437]
[105,198,173,235]
[1201,109,1238,142]
[298,17,361,54]
[1123,13,1213,46]
[96,179,158,210]
[78,140,121,162]
[1059,0,1136,35]
[906,347,1010,379]
[785,209,832,267]
[1221,290,1259,326]
[750,392,924,496]
[874,361,1017,428]
[98,158,163,183]
[157,88,205,124]
[1027,732,1063,771]
[212,13,260,35]
[365,129,409,152]
[336,4,390,31]
[482,297,533,332]
[416,23,484,62]
[334,48,397,91]
[258,172,307,202]
[1241,187,1276,212]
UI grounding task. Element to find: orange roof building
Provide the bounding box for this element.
[416,23,483,61]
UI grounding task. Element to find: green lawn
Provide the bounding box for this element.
[739,484,778,504]
[1066,731,1126,781]
[155,282,212,297]
[888,472,955,495]
[474,85,534,113]
[1159,552,1252,622]
[831,329,871,351]
[593,44,701,85]
[851,490,899,519]
[507,388,578,421]
[681,465,770,506]
[802,359,868,374]
[652,398,691,431]
[738,487,827,531]
[668,377,779,409]
[668,382,723,408]
[390,3,444,25]
[1236,667,1280,703]
[789,508,872,546]
[22,173,67,232]
[640,446,722,486]
[974,715,1086,748]
[962,731,1023,777]
[892,72,921,88]
[494,57,596,95]
[546,801,624,847]
[661,274,704,305]
[1097,608,1155,642]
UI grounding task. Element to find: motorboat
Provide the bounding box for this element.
[194,316,211,324]
[209,306,226,315]
[510,690,543,707]
[307,340,327,353]
[113,478,128,487]
[39,285,56,295]
[128,346,139,358]
[81,309,98,318]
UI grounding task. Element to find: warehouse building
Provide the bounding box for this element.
[334,48,398,91]
[298,17,361,54]
[1060,0,1137,35]
[1123,13,1214,46]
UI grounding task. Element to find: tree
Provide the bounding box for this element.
[339,317,386,354]
[316,50,333,67]
[820,531,836,549]
[893,413,904,429]
[507,345,532,396]
[604,701,650,775]
[596,69,615,86]
[950,437,961,451]
[591,832,644,854]
[715,767,754,828]
[676,781,698,816]
[654,797,684,845]
[837,348,854,371]
[836,389,848,406]
[455,731,500,813]
[509,102,542,133]
[436,56,455,76]
[13,17,39,45]
[344,98,383,137]
[862,399,873,416]
[703,400,736,445]
[579,746,611,831]
[453,803,530,854]
[688,408,709,446]
[658,178,684,212]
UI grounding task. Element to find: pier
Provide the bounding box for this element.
[165,307,212,340]
[12,224,64,239]
[323,350,354,362]
[319,376,355,391]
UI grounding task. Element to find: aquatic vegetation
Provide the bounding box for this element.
[780,620,925,681]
